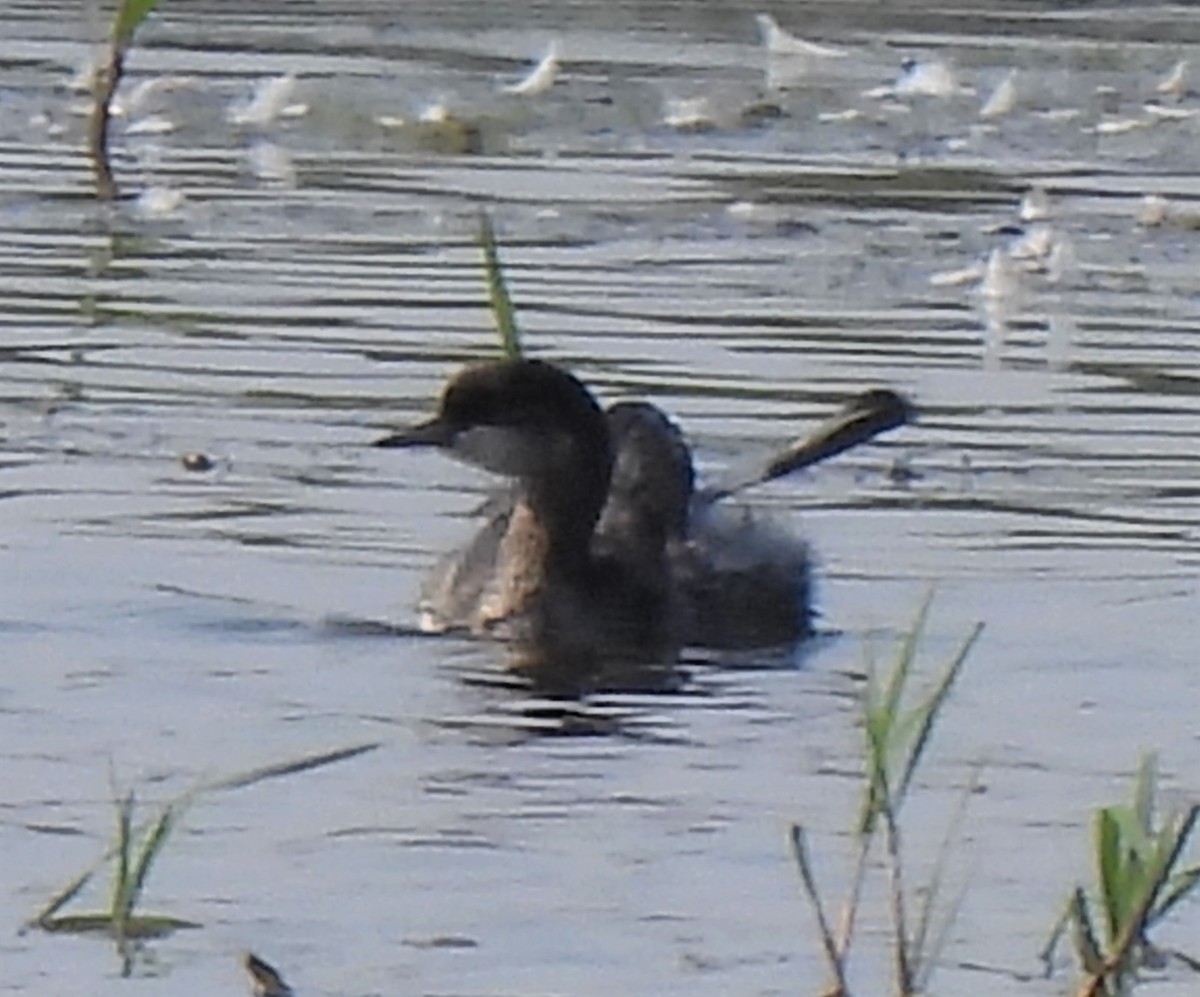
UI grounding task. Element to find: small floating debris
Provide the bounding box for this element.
[1135,192,1200,229]
[1156,59,1189,100]
[244,952,292,997]
[28,110,67,138]
[246,140,296,187]
[932,243,1032,298]
[980,245,1021,303]
[1142,102,1197,121]
[868,57,972,100]
[415,101,484,152]
[1008,223,1055,262]
[111,75,197,120]
[402,934,480,950]
[739,99,784,126]
[928,262,984,288]
[1031,107,1081,123]
[1138,193,1171,227]
[754,13,846,60]
[67,52,101,93]
[378,102,484,154]
[887,458,922,486]
[1045,233,1077,284]
[979,69,1018,119]
[135,185,186,219]
[419,100,452,125]
[1093,116,1150,135]
[817,107,863,123]
[228,73,308,127]
[895,57,969,98]
[501,41,560,96]
[662,95,717,132]
[124,114,175,136]
[180,452,215,472]
[1019,185,1051,223]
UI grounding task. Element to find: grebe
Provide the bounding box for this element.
[377,358,910,685]
[375,359,682,690]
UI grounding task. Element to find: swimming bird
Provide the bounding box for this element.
[377,360,911,686]
[376,359,682,690]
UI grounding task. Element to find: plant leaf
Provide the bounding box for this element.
[207,741,380,792]
[895,621,982,809]
[112,0,160,48]
[1133,755,1158,837]
[1096,807,1125,947]
[124,803,179,920]
[112,791,135,939]
[477,212,522,358]
[37,911,201,938]
[27,866,98,932]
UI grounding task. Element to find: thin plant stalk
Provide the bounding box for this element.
[833,832,873,961]
[112,791,134,972]
[911,764,983,992]
[88,0,162,200]
[88,48,121,200]
[872,758,915,995]
[794,599,982,997]
[790,824,850,997]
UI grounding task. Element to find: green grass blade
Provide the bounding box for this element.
[37,912,201,938]
[859,704,892,836]
[112,792,135,935]
[1096,807,1125,947]
[28,866,98,931]
[1133,755,1158,837]
[895,622,983,808]
[125,804,179,918]
[112,0,160,48]
[206,741,380,792]
[118,912,202,938]
[881,593,932,724]
[37,912,120,935]
[477,212,522,358]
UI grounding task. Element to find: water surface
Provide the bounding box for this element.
[3,1,1200,994]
